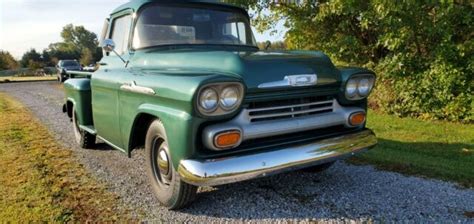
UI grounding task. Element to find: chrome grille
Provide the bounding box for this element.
[247,96,334,122]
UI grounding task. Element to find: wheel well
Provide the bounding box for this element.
[129,113,157,152]
[66,101,73,118]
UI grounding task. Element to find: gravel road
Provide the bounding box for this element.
[0,81,473,222]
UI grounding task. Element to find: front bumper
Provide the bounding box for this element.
[178,129,377,186]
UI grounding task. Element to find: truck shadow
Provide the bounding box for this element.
[177,138,473,220]
[93,143,118,151]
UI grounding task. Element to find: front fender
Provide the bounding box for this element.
[124,103,204,169]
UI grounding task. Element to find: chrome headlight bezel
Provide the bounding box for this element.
[345,74,375,100]
[196,82,244,116]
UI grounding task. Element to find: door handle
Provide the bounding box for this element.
[120,81,155,95]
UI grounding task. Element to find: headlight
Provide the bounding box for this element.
[345,74,375,100]
[345,79,358,98]
[357,78,372,96]
[220,86,240,110]
[199,88,218,112]
[197,82,244,116]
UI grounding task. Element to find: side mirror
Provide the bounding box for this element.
[265,40,271,50]
[100,39,127,64]
[101,39,116,53]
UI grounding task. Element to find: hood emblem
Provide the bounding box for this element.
[258,74,318,89]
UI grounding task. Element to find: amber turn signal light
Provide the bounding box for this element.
[349,112,366,126]
[214,130,241,149]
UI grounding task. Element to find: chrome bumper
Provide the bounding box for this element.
[178,129,377,186]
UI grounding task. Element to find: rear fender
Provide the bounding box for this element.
[63,79,93,126]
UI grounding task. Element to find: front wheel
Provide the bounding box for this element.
[145,119,197,210]
[72,106,96,149]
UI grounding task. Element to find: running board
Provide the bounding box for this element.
[79,125,97,135]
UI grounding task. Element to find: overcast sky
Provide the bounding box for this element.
[0,0,286,59]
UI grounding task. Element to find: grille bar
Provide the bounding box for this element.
[249,106,333,120]
[247,100,334,113]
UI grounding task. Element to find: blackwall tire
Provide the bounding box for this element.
[145,119,197,210]
[72,106,96,149]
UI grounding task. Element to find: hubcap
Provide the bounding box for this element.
[153,138,172,185]
[158,149,170,178]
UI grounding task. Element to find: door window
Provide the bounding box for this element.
[110,15,132,55]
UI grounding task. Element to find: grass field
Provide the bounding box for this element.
[0,93,134,222]
[0,76,57,83]
[351,111,474,188]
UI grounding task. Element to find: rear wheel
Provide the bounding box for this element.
[145,119,197,210]
[302,162,335,173]
[72,106,96,149]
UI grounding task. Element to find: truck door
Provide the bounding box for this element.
[91,13,133,150]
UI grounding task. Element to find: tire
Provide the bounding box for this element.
[145,119,197,210]
[302,162,335,173]
[72,106,96,149]
[59,70,67,83]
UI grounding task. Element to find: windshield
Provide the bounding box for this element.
[133,3,257,49]
[63,61,79,67]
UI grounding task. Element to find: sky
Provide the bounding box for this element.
[0,0,286,59]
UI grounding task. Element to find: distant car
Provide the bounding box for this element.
[83,63,97,72]
[56,60,81,82]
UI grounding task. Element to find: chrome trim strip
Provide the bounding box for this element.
[179,129,377,186]
[202,99,364,151]
[120,81,155,95]
[258,74,318,89]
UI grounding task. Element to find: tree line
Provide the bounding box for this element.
[0,24,102,71]
[229,0,473,122]
[1,1,472,122]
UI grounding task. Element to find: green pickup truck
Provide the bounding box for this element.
[62,0,377,209]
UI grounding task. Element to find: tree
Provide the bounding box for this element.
[0,51,19,70]
[20,49,42,68]
[228,0,473,122]
[48,24,102,64]
[80,48,93,66]
[61,24,99,51]
[257,41,287,50]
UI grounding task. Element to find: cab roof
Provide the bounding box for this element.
[111,0,247,15]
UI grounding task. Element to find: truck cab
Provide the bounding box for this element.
[63,0,377,209]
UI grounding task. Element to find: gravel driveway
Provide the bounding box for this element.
[0,81,473,222]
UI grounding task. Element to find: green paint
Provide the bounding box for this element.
[64,0,374,169]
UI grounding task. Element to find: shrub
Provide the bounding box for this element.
[236,0,473,122]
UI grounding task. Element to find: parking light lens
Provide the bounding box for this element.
[349,112,366,126]
[214,131,241,149]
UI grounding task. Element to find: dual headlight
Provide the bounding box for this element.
[345,74,376,100]
[197,83,244,116]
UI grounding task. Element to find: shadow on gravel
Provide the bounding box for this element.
[176,163,361,219]
[171,160,473,221]
[92,143,117,151]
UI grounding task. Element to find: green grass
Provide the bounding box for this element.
[0,76,56,83]
[0,93,135,222]
[350,111,474,188]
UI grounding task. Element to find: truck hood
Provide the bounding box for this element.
[130,49,341,93]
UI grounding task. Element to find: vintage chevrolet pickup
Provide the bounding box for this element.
[62,0,377,209]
